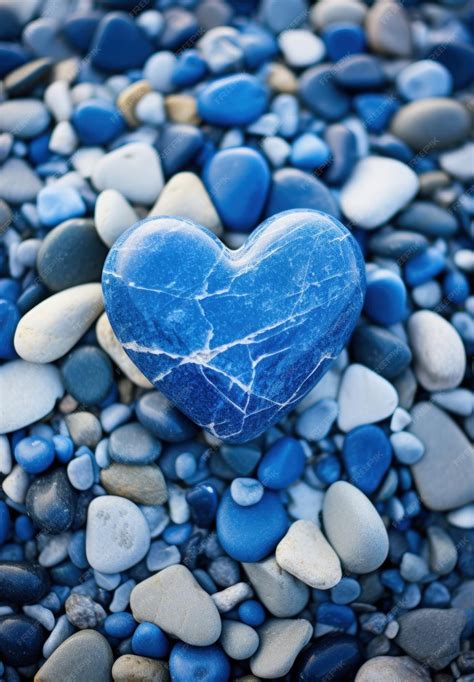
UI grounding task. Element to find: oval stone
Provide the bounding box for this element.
[0,614,46,667]
[35,629,114,682]
[0,561,50,605]
[197,74,267,126]
[391,98,470,151]
[26,469,76,534]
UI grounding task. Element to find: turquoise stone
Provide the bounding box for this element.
[103,210,365,443]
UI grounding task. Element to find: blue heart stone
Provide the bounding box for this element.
[103,210,366,443]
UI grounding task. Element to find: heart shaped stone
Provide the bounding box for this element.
[103,210,365,443]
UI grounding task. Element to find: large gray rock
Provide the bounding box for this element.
[242,556,309,617]
[250,619,313,679]
[355,655,430,681]
[35,630,113,682]
[391,98,470,151]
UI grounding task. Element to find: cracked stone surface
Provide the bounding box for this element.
[103,210,365,442]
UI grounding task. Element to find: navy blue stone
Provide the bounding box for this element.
[0,7,21,40]
[265,168,340,219]
[25,469,77,535]
[216,489,288,561]
[103,211,365,442]
[62,346,114,405]
[257,436,306,490]
[0,43,28,78]
[300,65,351,121]
[0,561,50,605]
[187,484,218,528]
[404,247,446,287]
[156,124,204,177]
[72,100,126,146]
[368,230,428,260]
[370,133,413,164]
[396,201,458,238]
[136,391,197,442]
[0,501,10,544]
[0,615,46,667]
[351,325,412,380]
[323,124,357,186]
[62,12,102,54]
[172,49,208,88]
[159,8,199,51]
[17,281,49,314]
[322,23,366,62]
[91,12,154,72]
[204,147,270,232]
[334,55,386,91]
[169,643,230,682]
[197,74,268,126]
[294,634,363,681]
[342,425,392,494]
[354,94,399,133]
[50,560,84,586]
[0,298,19,359]
[427,42,474,90]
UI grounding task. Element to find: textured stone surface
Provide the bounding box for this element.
[112,655,169,681]
[103,211,365,442]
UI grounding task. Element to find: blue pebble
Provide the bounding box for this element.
[396,59,453,100]
[390,431,424,465]
[290,133,331,170]
[353,94,399,133]
[217,489,288,561]
[0,43,27,78]
[404,247,446,287]
[37,186,86,228]
[0,501,10,545]
[187,484,218,528]
[172,49,208,88]
[317,602,356,633]
[443,270,469,305]
[370,133,413,164]
[197,73,268,126]
[238,599,266,626]
[423,581,450,608]
[67,453,94,491]
[295,634,362,681]
[14,515,34,542]
[314,453,341,485]
[230,477,264,506]
[159,7,199,51]
[427,42,474,90]
[53,435,74,464]
[342,425,392,495]
[14,436,55,474]
[381,569,405,594]
[364,269,407,325]
[300,65,351,121]
[322,23,366,62]
[265,168,340,218]
[175,452,197,480]
[204,147,270,232]
[72,99,125,146]
[0,299,19,359]
[67,530,88,569]
[239,26,278,70]
[156,123,203,176]
[323,124,357,186]
[136,391,197,442]
[271,94,298,137]
[62,12,101,54]
[132,622,170,659]
[162,522,193,545]
[331,577,361,605]
[62,346,113,406]
[334,54,386,91]
[104,612,137,639]
[91,12,153,72]
[0,279,21,302]
[257,436,305,490]
[169,643,230,682]
[296,399,338,441]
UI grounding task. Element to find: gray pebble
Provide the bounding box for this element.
[100,463,168,505]
[42,614,75,659]
[65,593,106,629]
[146,541,180,572]
[66,412,102,447]
[0,158,43,204]
[112,655,169,682]
[250,618,313,679]
[0,99,50,139]
[109,579,136,613]
[212,582,253,613]
[108,423,161,465]
[355,655,430,681]
[243,556,309,617]
[220,620,259,660]
[427,526,458,575]
[35,629,114,682]
[209,556,240,587]
[400,552,429,582]
[391,98,470,151]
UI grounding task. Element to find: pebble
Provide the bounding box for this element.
[242,556,309,618]
[220,620,259,660]
[91,12,152,72]
[337,364,399,432]
[390,431,424,465]
[323,481,389,573]
[26,468,76,534]
[366,0,412,57]
[230,478,264,507]
[278,30,325,68]
[265,167,339,217]
[65,412,102,448]
[427,526,458,575]
[251,618,313,678]
[0,614,46,667]
[294,634,363,681]
[108,422,161,465]
[95,189,139,248]
[276,520,342,589]
[112,655,169,682]
[390,98,470,151]
[396,60,452,101]
[342,424,392,494]
[257,436,305,489]
[0,561,49,605]
[198,74,267,126]
[0,99,50,138]
[65,593,106,629]
[14,435,55,474]
[100,463,168,505]
[355,655,430,681]
[440,142,474,182]
[351,325,412,380]
[67,453,94,491]
[0,158,43,204]
[96,313,152,389]
[169,642,230,682]
[63,346,113,405]
[35,629,113,682]
[130,565,222,646]
[212,582,253,613]
[86,495,150,573]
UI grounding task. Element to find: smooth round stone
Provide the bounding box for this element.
[230,478,264,507]
[109,422,161,465]
[67,453,94,491]
[0,99,50,139]
[251,618,313,679]
[276,520,341,589]
[92,142,164,205]
[14,283,103,364]
[112,655,169,682]
[355,655,430,681]
[61,12,101,54]
[340,156,418,229]
[0,614,46,667]
[391,98,470,151]
[130,565,222,646]
[143,51,177,93]
[91,12,152,72]
[65,412,102,447]
[150,172,222,235]
[37,185,86,228]
[244,556,308,618]
[220,620,259,660]
[342,425,392,494]
[323,481,389,573]
[296,398,338,441]
[0,158,43,204]
[431,388,473,417]
[299,65,350,121]
[311,0,366,28]
[396,60,452,101]
[0,561,49,605]
[290,133,331,170]
[204,147,270,232]
[390,431,424,465]
[95,189,139,248]
[0,360,64,434]
[62,346,113,405]
[4,57,52,96]
[427,41,474,90]
[217,489,288,562]
[100,463,167,505]
[337,364,398,432]
[404,248,446,288]
[198,74,268,126]
[278,30,325,67]
[331,577,361,604]
[369,230,428,260]
[26,469,76,534]
[351,325,412,380]
[322,23,365,62]
[156,124,203,178]
[261,0,306,32]
[265,167,339,218]
[440,142,474,182]
[86,495,149,573]
[71,99,125,146]
[0,299,19,360]
[136,391,196,442]
[396,201,457,238]
[257,436,305,489]
[132,622,170,658]
[334,54,385,91]
[96,313,152,389]
[37,219,108,292]
[366,0,412,57]
[36,629,114,682]
[295,633,363,681]
[408,310,466,391]
[323,123,357,186]
[14,435,55,474]
[170,643,230,682]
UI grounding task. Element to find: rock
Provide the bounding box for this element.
[130,564,222,646]
[408,311,466,391]
[14,283,103,363]
[198,74,267,126]
[0,158,43,204]
[311,0,366,28]
[65,593,106,629]
[112,655,169,682]
[242,556,310,617]
[150,172,221,235]
[100,463,168,505]
[440,142,474,182]
[92,142,164,205]
[0,561,49,605]
[0,98,50,138]
[86,495,150,573]
[340,156,418,229]
[117,80,152,127]
[265,167,340,218]
[351,325,412,380]
[395,608,466,670]
[338,364,398,432]
[294,634,363,681]
[169,642,230,682]
[250,618,313,679]
[322,481,389,573]
[108,422,161,464]
[409,402,474,511]
[0,360,64,433]
[212,582,253,613]
[65,412,102,447]
[299,65,350,122]
[26,469,76,534]
[220,621,259,660]
[0,614,46,667]
[95,189,139,248]
[278,30,325,68]
[135,390,196,441]
[96,313,152,388]
[91,12,153,72]
[355,655,430,681]
[276,520,342,589]
[397,201,458,238]
[35,630,113,682]
[427,526,458,575]
[396,60,452,101]
[366,0,412,57]
[62,346,113,405]
[391,98,470,151]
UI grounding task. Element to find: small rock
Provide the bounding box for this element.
[65,412,102,447]
[391,98,470,151]
[355,655,430,681]
[242,556,309,618]
[427,526,458,575]
[0,99,50,138]
[250,618,313,679]
[95,189,139,248]
[338,364,398,432]
[278,30,325,68]
[65,593,106,629]
[109,422,161,465]
[96,313,152,389]
[26,469,76,535]
[366,0,412,57]
[0,158,43,204]
[220,620,259,660]
[440,142,474,182]
[100,463,168,505]
[112,655,169,682]
[35,629,114,682]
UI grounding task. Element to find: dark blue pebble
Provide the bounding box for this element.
[314,453,341,485]
[14,436,55,474]
[62,346,113,405]
[132,622,170,658]
[370,133,413,164]
[354,94,399,133]
[427,42,474,89]
[364,269,407,326]
[323,124,357,186]
[334,55,386,91]
[343,425,392,494]
[15,515,34,542]
[197,73,268,126]
[156,124,204,177]
[0,501,10,545]
[62,12,102,54]
[240,26,278,70]
[72,100,126,146]
[423,581,451,607]
[0,7,21,41]
[368,230,428,260]
[322,23,366,62]
[216,489,288,562]
[381,568,405,593]
[257,436,305,490]
[0,278,21,302]
[49,560,84,587]
[300,65,351,121]
[187,484,218,528]
[0,298,19,359]
[136,391,197,442]
[172,49,208,88]
[444,270,469,305]
[68,530,88,569]
[0,43,27,78]
[0,542,23,561]
[28,132,53,166]
[0,561,50,605]
[4,57,53,98]
[159,8,199,51]
[104,612,137,639]
[294,634,363,682]
[238,599,266,626]
[351,325,412,380]
[91,12,153,72]
[25,469,77,535]
[317,602,356,632]
[169,642,230,682]
[396,201,458,238]
[0,615,46,667]
[404,246,446,287]
[265,167,340,219]
[204,147,270,232]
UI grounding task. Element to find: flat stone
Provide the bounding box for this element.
[408,311,466,391]
[112,655,169,682]
[108,422,161,464]
[35,630,113,682]
[409,402,474,511]
[340,156,418,229]
[338,364,398,432]
[103,211,365,443]
[0,99,50,138]
[86,495,150,573]
[242,556,310,617]
[366,0,412,57]
[100,463,168,505]
[0,158,43,204]
[0,360,64,434]
[95,189,139,248]
[220,621,259,660]
[14,283,103,363]
[96,313,152,388]
[250,618,313,679]
[65,412,102,447]
[391,98,470,151]
[355,655,430,681]
[130,564,222,646]
[440,142,474,182]
[276,520,342,589]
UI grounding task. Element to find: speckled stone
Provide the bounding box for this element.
[100,463,168,505]
[112,655,169,682]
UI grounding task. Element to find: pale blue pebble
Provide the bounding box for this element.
[22,604,55,631]
[396,60,453,101]
[203,32,243,73]
[37,185,86,227]
[220,129,245,149]
[431,389,473,417]
[143,51,177,93]
[247,113,279,136]
[390,407,411,432]
[68,530,88,569]
[230,477,264,507]
[447,504,474,529]
[94,439,110,469]
[39,592,61,613]
[42,614,75,659]
[16,238,41,268]
[140,504,169,539]
[272,94,299,137]
[38,535,70,566]
[135,91,166,126]
[330,577,361,605]
[390,431,424,465]
[296,399,338,441]
[67,453,94,490]
[105,75,130,96]
[30,425,54,442]
[387,497,405,524]
[400,553,430,582]
[411,280,442,308]
[146,541,181,572]
[136,10,164,38]
[261,0,307,33]
[175,453,197,480]
[261,135,291,167]
[94,570,121,591]
[0,436,12,475]
[109,579,136,613]
[100,404,133,433]
[290,133,331,170]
